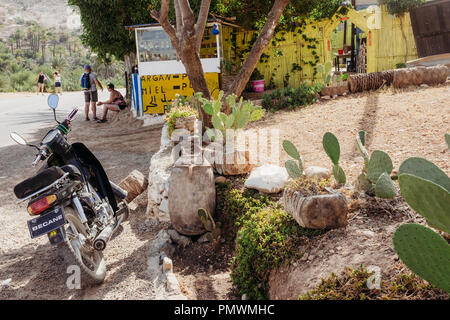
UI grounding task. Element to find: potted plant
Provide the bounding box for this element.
[282,138,348,229]
[250,68,265,93]
[199,91,264,175]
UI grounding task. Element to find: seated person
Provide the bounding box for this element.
[96,83,127,123]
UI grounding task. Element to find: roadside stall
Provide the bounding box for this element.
[129,23,222,116]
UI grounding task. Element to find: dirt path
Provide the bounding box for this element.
[0,112,164,299]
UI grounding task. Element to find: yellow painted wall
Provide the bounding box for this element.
[222,5,418,88]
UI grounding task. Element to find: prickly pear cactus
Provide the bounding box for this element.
[398,173,450,234]
[367,150,393,183]
[399,157,450,192]
[322,132,340,165]
[198,208,222,250]
[393,223,450,293]
[446,133,450,149]
[283,140,303,179]
[354,131,397,198]
[322,132,346,184]
[200,91,264,140]
[375,172,397,199]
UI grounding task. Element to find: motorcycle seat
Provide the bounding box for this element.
[14,167,65,199]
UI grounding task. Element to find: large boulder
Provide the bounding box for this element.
[119,170,148,202]
[168,156,216,236]
[244,164,289,194]
[283,189,348,229]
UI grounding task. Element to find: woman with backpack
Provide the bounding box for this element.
[96,83,127,123]
[36,71,48,95]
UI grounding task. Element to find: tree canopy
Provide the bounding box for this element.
[70,0,343,61]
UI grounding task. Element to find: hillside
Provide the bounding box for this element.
[0,0,80,40]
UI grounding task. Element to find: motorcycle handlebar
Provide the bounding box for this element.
[67,108,78,121]
[31,154,42,167]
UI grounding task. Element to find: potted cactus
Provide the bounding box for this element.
[392,157,450,293]
[282,139,348,230]
[317,62,349,97]
[199,91,264,175]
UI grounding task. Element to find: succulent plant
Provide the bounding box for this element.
[200,91,264,142]
[282,140,303,179]
[446,133,450,149]
[393,224,450,293]
[198,208,222,251]
[317,61,332,86]
[392,157,450,293]
[322,132,346,184]
[354,131,397,199]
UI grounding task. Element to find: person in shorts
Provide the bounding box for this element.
[80,64,103,121]
[96,83,127,123]
[36,71,48,95]
[54,71,63,95]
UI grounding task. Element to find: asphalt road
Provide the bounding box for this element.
[0,90,115,148]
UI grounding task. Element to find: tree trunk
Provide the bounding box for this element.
[124,52,136,101]
[226,0,291,99]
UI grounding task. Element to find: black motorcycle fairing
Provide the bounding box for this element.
[70,143,118,213]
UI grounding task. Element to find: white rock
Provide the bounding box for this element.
[360,230,376,238]
[1,278,11,286]
[304,166,331,180]
[242,294,248,300]
[160,123,171,149]
[166,271,181,293]
[162,257,173,273]
[244,164,289,194]
[159,199,169,214]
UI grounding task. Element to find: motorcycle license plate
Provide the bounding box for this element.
[27,206,66,239]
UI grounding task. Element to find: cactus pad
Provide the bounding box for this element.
[446,133,450,149]
[322,132,340,165]
[375,172,397,199]
[399,157,450,192]
[367,150,393,183]
[355,131,369,167]
[285,160,303,179]
[398,174,450,234]
[333,164,346,185]
[393,223,450,293]
[283,140,301,161]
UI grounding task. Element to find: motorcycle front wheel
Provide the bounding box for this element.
[64,207,106,285]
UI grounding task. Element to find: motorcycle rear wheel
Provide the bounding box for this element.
[64,207,106,285]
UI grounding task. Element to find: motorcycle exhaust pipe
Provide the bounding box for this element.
[93,215,124,251]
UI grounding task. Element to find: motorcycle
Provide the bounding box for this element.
[10,94,129,284]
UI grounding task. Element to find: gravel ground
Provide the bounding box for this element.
[0,112,165,300]
[0,83,449,300]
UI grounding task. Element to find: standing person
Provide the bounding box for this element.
[80,64,103,121]
[96,83,127,123]
[54,71,63,95]
[36,71,47,95]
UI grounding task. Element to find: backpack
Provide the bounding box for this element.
[81,72,91,90]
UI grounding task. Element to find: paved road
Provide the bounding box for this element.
[0,90,117,147]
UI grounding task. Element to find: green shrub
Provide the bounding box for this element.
[299,266,448,300]
[262,84,321,112]
[216,182,324,299]
[165,104,198,137]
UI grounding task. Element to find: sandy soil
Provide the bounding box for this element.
[0,83,448,300]
[0,110,165,299]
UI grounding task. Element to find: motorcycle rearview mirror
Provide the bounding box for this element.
[47,94,60,124]
[10,132,27,146]
[10,132,40,150]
